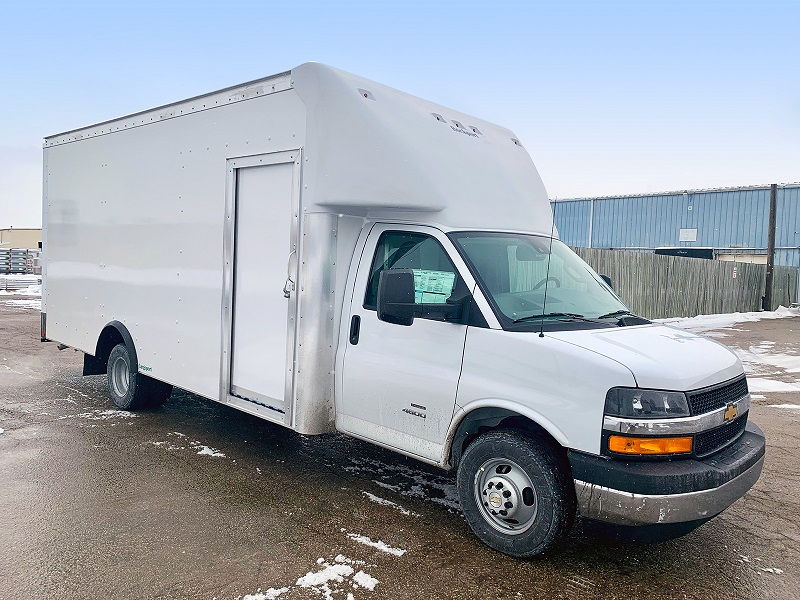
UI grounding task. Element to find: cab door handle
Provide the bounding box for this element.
[349,315,361,345]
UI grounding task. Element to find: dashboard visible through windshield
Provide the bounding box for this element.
[449,231,633,331]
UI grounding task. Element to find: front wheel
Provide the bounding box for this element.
[106,343,172,410]
[456,430,575,557]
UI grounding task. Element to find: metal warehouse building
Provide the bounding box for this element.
[552,183,800,268]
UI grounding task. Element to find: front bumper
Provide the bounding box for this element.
[569,421,765,526]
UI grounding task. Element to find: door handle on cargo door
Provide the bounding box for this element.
[283,249,296,299]
[349,315,361,345]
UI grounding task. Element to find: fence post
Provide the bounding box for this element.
[762,183,777,310]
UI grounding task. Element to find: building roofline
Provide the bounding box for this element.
[551,181,800,202]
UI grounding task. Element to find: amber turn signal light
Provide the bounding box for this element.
[608,435,692,455]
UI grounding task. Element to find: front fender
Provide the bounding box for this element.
[443,399,571,467]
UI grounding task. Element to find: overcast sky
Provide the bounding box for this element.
[1,0,798,228]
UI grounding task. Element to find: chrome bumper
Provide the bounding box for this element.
[574,454,764,526]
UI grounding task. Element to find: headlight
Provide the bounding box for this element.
[604,387,690,419]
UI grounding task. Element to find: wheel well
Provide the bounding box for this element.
[449,408,565,469]
[83,322,132,376]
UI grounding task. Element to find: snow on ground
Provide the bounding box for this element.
[656,306,799,334]
[746,379,800,393]
[241,587,289,600]
[194,443,226,457]
[59,409,138,421]
[150,432,226,458]
[0,275,42,309]
[241,555,379,600]
[343,530,407,556]
[361,491,419,517]
[0,283,41,296]
[768,404,800,410]
[1,298,41,310]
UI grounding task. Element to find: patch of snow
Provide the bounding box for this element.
[334,554,365,566]
[192,442,226,457]
[150,440,185,451]
[296,562,353,587]
[0,284,41,296]
[751,394,766,399]
[1,298,41,310]
[150,434,226,457]
[361,491,419,516]
[746,378,800,393]
[760,567,784,574]
[656,306,799,333]
[60,409,137,421]
[734,346,800,375]
[352,571,379,591]
[241,556,378,600]
[241,588,289,600]
[0,428,5,434]
[768,404,800,410]
[345,531,407,556]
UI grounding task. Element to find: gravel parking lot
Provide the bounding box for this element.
[1,301,799,600]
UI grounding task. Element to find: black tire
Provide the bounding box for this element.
[456,430,575,557]
[106,343,172,410]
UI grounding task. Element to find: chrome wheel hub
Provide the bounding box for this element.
[111,355,130,397]
[474,458,538,535]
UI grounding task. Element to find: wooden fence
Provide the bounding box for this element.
[573,248,799,319]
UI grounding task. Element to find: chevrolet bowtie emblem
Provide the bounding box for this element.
[724,403,738,422]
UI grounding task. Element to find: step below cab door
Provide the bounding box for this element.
[338,224,483,463]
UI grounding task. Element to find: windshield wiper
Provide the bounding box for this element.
[596,310,634,320]
[513,312,591,323]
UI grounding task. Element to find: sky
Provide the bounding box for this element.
[1,0,798,228]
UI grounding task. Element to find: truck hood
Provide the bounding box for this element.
[547,324,743,391]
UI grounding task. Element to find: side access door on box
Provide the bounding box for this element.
[221,150,302,425]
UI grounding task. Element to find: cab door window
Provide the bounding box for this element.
[363,231,462,315]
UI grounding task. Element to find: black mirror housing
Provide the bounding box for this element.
[377,269,416,326]
[600,274,613,289]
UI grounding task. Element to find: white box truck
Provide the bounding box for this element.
[42,63,764,556]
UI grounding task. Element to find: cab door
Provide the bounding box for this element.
[338,224,480,462]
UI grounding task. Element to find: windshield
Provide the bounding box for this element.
[450,232,629,324]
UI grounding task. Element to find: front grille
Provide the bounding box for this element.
[687,376,748,416]
[694,413,748,457]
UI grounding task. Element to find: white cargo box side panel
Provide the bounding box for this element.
[44,89,306,401]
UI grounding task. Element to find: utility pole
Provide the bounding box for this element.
[762,183,777,310]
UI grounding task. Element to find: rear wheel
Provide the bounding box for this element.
[106,343,172,410]
[456,430,575,557]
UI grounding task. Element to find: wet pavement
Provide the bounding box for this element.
[1,303,799,599]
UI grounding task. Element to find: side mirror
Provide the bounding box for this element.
[600,274,613,289]
[377,269,416,326]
